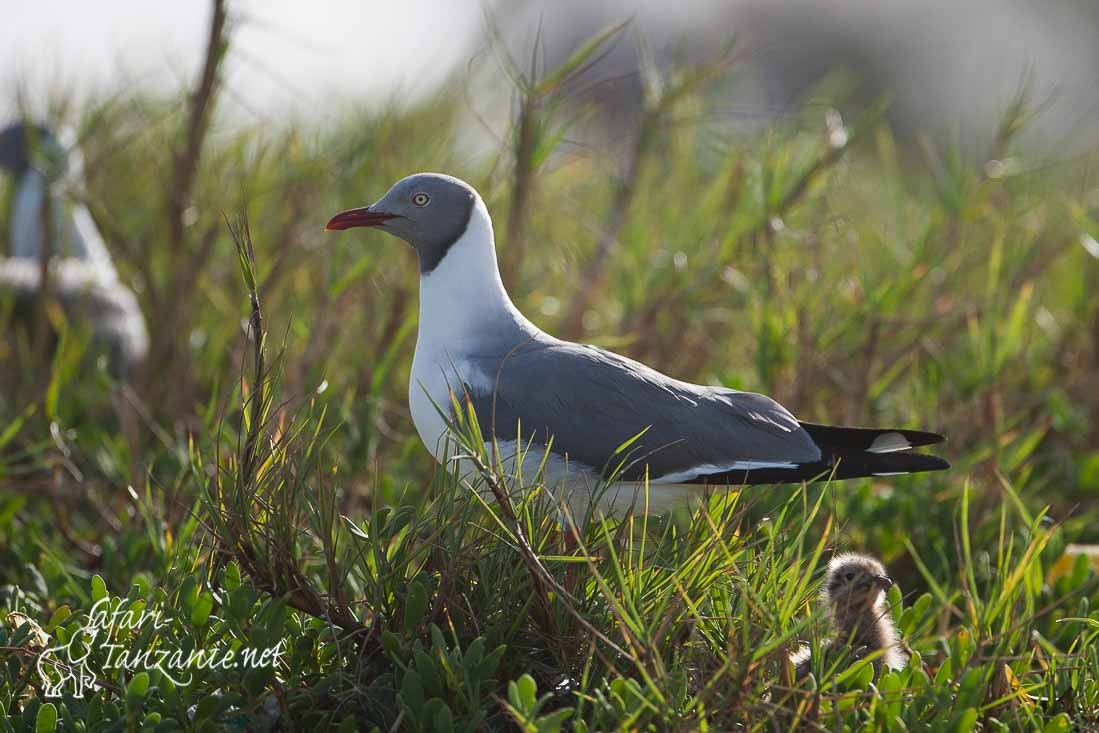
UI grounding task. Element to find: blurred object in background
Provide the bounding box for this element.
[0,122,148,381]
[493,0,1099,155]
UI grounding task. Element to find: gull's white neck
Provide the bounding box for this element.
[416,197,530,349]
[409,197,534,460]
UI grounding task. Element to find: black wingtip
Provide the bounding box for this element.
[896,428,947,447]
[848,450,950,478]
[799,422,947,451]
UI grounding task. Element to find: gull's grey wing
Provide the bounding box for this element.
[464,339,821,481]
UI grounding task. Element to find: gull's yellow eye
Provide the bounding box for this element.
[412,192,430,207]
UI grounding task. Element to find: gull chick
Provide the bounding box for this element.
[793,553,907,679]
[326,173,949,516]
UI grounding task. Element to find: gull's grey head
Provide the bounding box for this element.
[326,173,478,274]
[0,123,65,177]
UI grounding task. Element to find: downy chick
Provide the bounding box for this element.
[792,553,907,680]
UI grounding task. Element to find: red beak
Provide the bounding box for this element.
[324,207,397,231]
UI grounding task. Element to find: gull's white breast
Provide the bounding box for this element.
[408,343,477,463]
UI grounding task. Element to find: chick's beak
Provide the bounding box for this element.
[874,574,893,590]
[324,207,396,231]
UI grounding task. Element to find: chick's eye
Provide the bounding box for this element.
[412,192,430,207]
[844,572,855,581]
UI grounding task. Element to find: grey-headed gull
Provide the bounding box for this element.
[326,173,948,515]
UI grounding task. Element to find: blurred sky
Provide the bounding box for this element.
[0,0,484,123]
[4,0,1099,151]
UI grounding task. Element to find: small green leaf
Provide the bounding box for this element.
[91,575,108,604]
[35,703,57,733]
[223,562,241,591]
[878,671,903,719]
[852,659,875,689]
[934,657,953,687]
[480,644,506,678]
[403,580,428,633]
[1042,713,1071,733]
[415,648,441,695]
[538,709,573,732]
[951,707,978,733]
[381,631,403,657]
[190,592,214,627]
[431,701,453,733]
[46,605,71,632]
[127,672,149,698]
[178,576,198,614]
[399,672,425,712]
[515,673,537,708]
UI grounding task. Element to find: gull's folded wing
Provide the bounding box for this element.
[464,339,822,482]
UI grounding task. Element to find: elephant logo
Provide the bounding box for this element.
[37,626,98,698]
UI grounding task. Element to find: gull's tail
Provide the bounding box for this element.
[796,422,949,482]
[687,423,949,486]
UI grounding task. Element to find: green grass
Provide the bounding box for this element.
[1,16,1098,731]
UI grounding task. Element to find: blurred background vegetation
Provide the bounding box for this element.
[0,2,1098,729]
